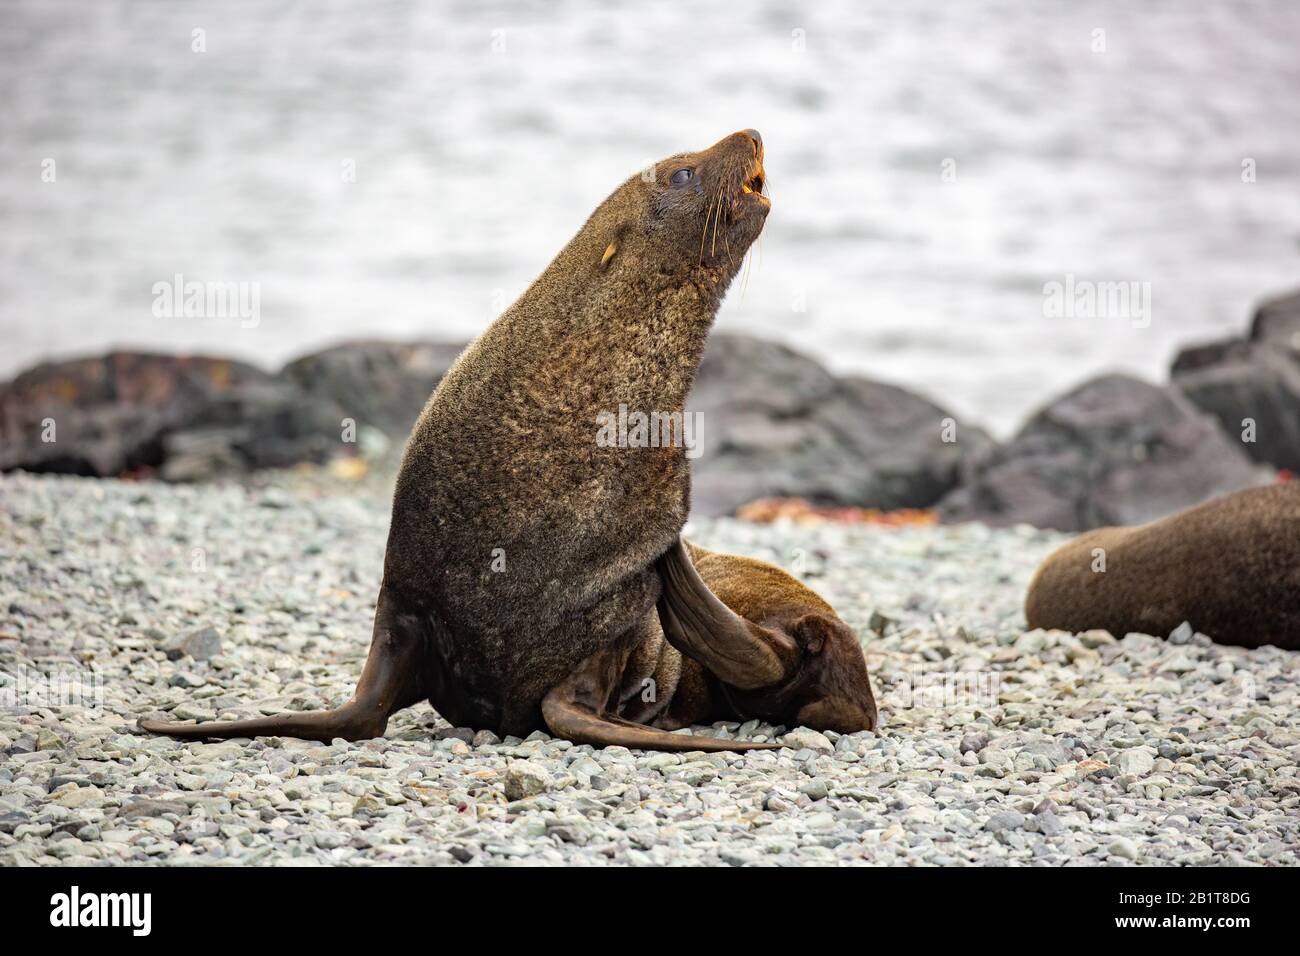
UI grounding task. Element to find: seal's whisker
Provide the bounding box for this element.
[711,183,724,257]
[699,188,718,265]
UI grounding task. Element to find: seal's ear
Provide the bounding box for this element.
[598,222,631,271]
[599,241,618,270]
[793,614,831,655]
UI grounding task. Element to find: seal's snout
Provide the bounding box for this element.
[795,698,876,734]
[723,129,767,202]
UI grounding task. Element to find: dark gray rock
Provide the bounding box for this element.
[1170,337,1252,375]
[1037,811,1067,837]
[160,380,345,478]
[0,343,464,482]
[939,374,1271,531]
[278,340,466,441]
[983,810,1027,833]
[687,335,994,516]
[2,336,993,516]
[0,352,271,476]
[1250,289,1300,353]
[1172,291,1300,473]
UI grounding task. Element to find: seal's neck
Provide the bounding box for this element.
[499,236,736,411]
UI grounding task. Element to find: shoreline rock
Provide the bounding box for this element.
[0,334,993,517]
[1172,290,1300,474]
[5,287,1297,529]
[939,373,1272,531]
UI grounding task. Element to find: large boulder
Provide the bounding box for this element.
[278,340,466,441]
[0,343,469,481]
[0,352,273,476]
[1250,289,1300,353]
[157,380,347,481]
[1171,290,1300,474]
[938,374,1272,531]
[1,335,992,512]
[686,334,993,517]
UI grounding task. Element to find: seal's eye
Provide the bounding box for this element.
[670,167,693,186]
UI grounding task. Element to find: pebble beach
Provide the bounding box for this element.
[1,472,1297,866]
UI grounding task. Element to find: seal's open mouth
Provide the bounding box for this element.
[741,169,765,195]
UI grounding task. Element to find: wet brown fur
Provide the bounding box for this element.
[668,542,878,733]
[1025,483,1300,649]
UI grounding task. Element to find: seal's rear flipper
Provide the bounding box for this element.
[542,687,779,752]
[140,588,428,743]
[655,536,795,690]
[139,709,374,743]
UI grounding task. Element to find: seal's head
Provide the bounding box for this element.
[721,612,880,735]
[655,540,879,737]
[595,129,770,285]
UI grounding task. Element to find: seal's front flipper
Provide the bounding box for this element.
[655,536,794,690]
[140,589,427,743]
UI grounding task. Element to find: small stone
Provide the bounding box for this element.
[168,671,207,689]
[798,779,829,801]
[121,799,188,819]
[7,734,37,755]
[171,704,216,722]
[353,794,384,815]
[174,772,206,791]
[504,760,554,801]
[55,786,103,809]
[1038,811,1066,837]
[434,726,476,744]
[1115,748,1156,777]
[781,728,833,754]
[162,626,223,662]
[1108,837,1140,860]
[983,810,1027,833]
[471,729,501,747]
[1167,621,1194,645]
[1078,629,1115,648]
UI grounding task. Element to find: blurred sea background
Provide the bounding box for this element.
[1,0,1297,435]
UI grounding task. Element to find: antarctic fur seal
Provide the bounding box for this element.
[141,130,879,749]
[1024,482,1300,649]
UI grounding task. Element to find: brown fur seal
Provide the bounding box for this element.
[141,130,878,750]
[1025,482,1300,649]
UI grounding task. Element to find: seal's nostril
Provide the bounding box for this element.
[744,129,762,154]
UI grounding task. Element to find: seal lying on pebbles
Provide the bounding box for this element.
[141,129,878,750]
[1025,482,1300,649]
[542,538,877,749]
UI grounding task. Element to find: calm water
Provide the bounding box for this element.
[2,0,1297,433]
